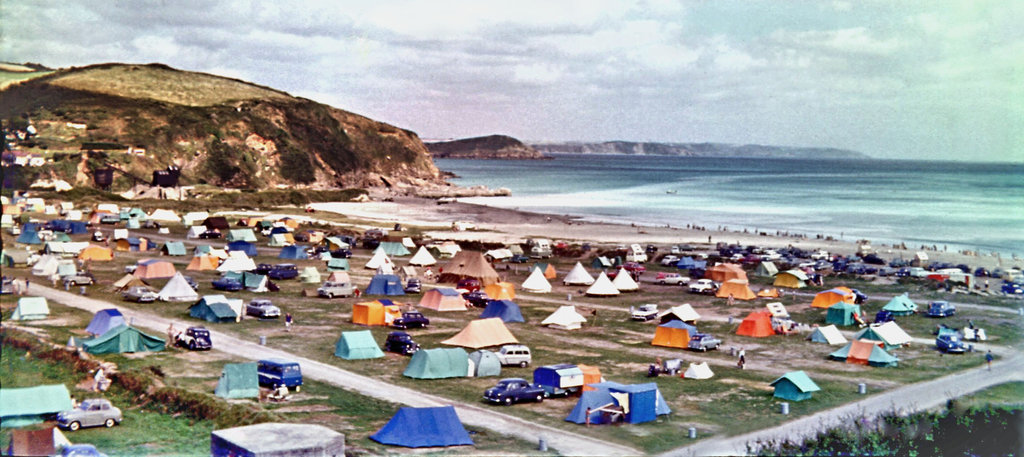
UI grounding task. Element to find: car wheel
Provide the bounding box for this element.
[189,341,196,350]
[701,346,707,352]
[659,281,666,285]
[105,418,116,428]
[519,361,528,368]
[69,421,80,431]
[535,394,544,403]
[295,386,300,392]
[326,293,334,299]
[503,397,513,406]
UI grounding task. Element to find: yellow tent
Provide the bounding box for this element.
[774,270,808,289]
[757,288,781,298]
[78,245,113,261]
[441,318,518,349]
[716,279,757,301]
[651,321,693,348]
[352,300,402,326]
[811,287,856,308]
[484,282,516,300]
[187,255,220,271]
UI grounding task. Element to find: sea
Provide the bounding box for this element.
[435,154,1024,257]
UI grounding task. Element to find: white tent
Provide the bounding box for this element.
[299,266,321,283]
[209,248,229,259]
[66,210,83,221]
[402,237,417,249]
[149,209,182,223]
[683,362,714,380]
[227,250,249,260]
[247,275,269,293]
[585,272,620,296]
[658,304,700,323]
[32,254,60,276]
[1,213,13,227]
[540,305,587,330]
[375,263,395,275]
[807,325,847,345]
[44,205,58,215]
[159,272,200,302]
[186,226,206,239]
[268,233,292,247]
[46,241,89,255]
[563,262,595,286]
[365,249,392,270]
[113,229,129,240]
[521,267,553,293]
[485,248,513,261]
[182,211,210,226]
[861,321,913,347]
[766,302,790,319]
[218,256,257,272]
[611,268,639,292]
[436,241,462,258]
[408,246,437,266]
[97,203,120,213]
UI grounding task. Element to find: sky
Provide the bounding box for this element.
[2,1,1022,162]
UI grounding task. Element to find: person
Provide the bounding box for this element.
[986,351,994,370]
[285,313,293,332]
[354,287,361,298]
[727,294,735,306]
[585,407,592,427]
[738,348,746,369]
[167,324,177,345]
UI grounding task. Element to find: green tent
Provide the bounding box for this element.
[468,350,502,377]
[769,370,820,401]
[214,363,260,399]
[83,324,165,354]
[403,348,468,379]
[299,266,321,283]
[162,241,187,256]
[327,258,350,271]
[881,293,918,315]
[227,229,258,242]
[11,297,50,320]
[242,272,268,291]
[376,242,411,257]
[190,300,238,323]
[826,302,862,326]
[0,385,73,427]
[126,218,141,229]
[829,341,900,367]
[754,261,778,277]
[334,330,385,360]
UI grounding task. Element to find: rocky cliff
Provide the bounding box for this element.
[530,141,871,159]
[427,135,546,159]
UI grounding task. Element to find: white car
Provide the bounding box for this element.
[689,279,718,294]
[660,255,680,266]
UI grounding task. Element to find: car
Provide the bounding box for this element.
[483,378,546,405]
[91,231,106,242]
[688,333,722,352]
[689,279,718,294]
[99,215,120,225]
[936,333,966,353]
[457,278,481,292]
[1,277,14,295]
[257,359,303,391]
[1003,282,1024,295]
[267,264,299,280]
[631,304,659,321]
[122,286,158,303]
[645,244,658,255]
[318,281,354,298]
[183,275,199,290]
[254,263,274,275]
[211,277,244,292]
[810,250,830,261]
[851,289,868,304]
[57,399,122,431]
[391,311,429,329]
[198,230,222,239]
[660,255,680,266]
[246,299,282,318]
[404,278,422,294]
[141,220,161,229]
[926,301,956,317]
[330,248,353,258]
[974,267,991,277]
[175,326,212,350]
[509,254,530,263]
[495,344,532,367]
[874,310,895,324]
[623,261,647,275]
[862,254,886,265]
[656,272,689,286]
[384,331,420,355]
[463,290,489,307]
[63,274,95,286]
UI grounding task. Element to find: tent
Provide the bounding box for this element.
[521,267,553,293]
[11,297,50,320]
[468,350,502,377]
[651,320,696,349]
[377,242,411,257]
[78,245,113,261]
[683,362,714,380]
[398,265,418,281]
[611,269,640,292]
[148,209,181,223]
[483,282,515,300]
[31,255,59,276]
[716,279,757,301]
[214,363,260,399]
[113,228,129,240]
[485,248,513,261]
[2,249,33,266]
[159,272,200,302]
[439,251,500,286]
[326,271,351,282]
[829,340,899,367]
[591,256,613,269]
[853,322,912,349]
[585,272,620,296]
[187,255,220,271]
[736,310,775,338]
[564,262,596,286]
[807,325,847,345]
[541,305,587,330]
[676,257,707,270]
[882,293,918,316]
[533,263,557,279]
[659,304,700,324]
[5,427,71,457]
[419,288,468,311]
[278,245,309,260]
[812,287,856,308]
[755,261,779,277]
[161,241,187,256]
[365,249,393,270]
[327,258,350,271]
[757,288,781,298]
[240,272,269,293]
[134,259,176,280]
[351,300,402,326]
[706,263,747,282]
[441,318,518,349]
[403,348,470,379]
[0,385,72,427]
[212,423,345,456]
[479,300,525,323]
[402,237,417,248]
[770,371,821,402]
[186,226,207,239]
[370,406,473,447]
[408,246,437,266]
[217,256,256,272]
[267,233,295,247]
[109,273,149,292]
[86,309,126,335]
[299,266,321,283]
[334,330,385,359]
[774,270,809,289]
[56,260,77,278]
[365,274,405,295]
[16,230,41,245]
[226,241,258,257]
[83,324,165,354]
[826,302,863,326]
[190,297,239,323]
[565,382,669,425]
[203,217,230,230]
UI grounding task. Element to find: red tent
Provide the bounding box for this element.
[736,310,774,338]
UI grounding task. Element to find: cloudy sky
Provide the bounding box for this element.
[2,1,1021,162]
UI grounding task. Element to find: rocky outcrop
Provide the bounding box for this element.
[427,135,547,159]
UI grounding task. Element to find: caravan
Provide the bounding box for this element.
[527,238,552,258]
[626,244,648,263]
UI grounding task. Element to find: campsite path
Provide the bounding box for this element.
[659,351,1024,456]
[30,285,641,456]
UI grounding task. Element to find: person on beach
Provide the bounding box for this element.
[285,313,293,332]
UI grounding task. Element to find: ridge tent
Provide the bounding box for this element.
[658,304,700,324]
[226,241,258,257]
[706,263,747,282]
[585,272,620,296]
[5,427,71,456]
[757,288,781,298]
[159,272,200,302]
[611,268,640,292]
[578,364,604,389]
[398,265,418,281]
[351,300,402,326]
[55,260,77,278]
[299,266,321,283]
[161,241,187,256]
[327,258,350,271]
[187,255,220,271]
[127,207,147,220]
[882,293,918,315]
[2,249,33,266]
[807,325,847,345]
[186,226,206,239]
[278,245,309,260]
[364,249,393,270]
[182,212,209,226]
[591,256,613,270]
[774,269,809,288]
[32,255,60,276]
[479,299,525,323]
[86,309,126,335]
[214,363,259,399]
[217,256,256,272]
[769,371,821,401]
[11,297,50,320]
[402,237,417,249]
[418,288,468,311]
[564,262,596,286]
[111,274,147,292]
[441,318,518,349]
[326,271,351,283]
[533,263,557,279]
[83,324,165,354]
[853,321,912,349]
[438,250,500,286]
[468,350,502,377]
[78,245,113,261]
[370,406,473,447]
[541,305,587,330]
[520,267,553,293]
[16,230,41,245]
[826,302,863,326]
[0,385,72,428]
[435,241,462,258]
[403,348,470,379]
[484,248,513,261]
[268,233,295,247]
[324,236,349,250]
[812,287,856,308]
[683,362,714,379]
[241,272,269,292]
[203,217,230,230]
[755,261,779,277]
[716,279,757,300]
[651,320,696,349]
[190,297,240,323]
[736,310,775,338]
[483,281,515,300]
[45,241,88,256]
[334,330,385,359]
[829,340,899,367]
[134,259,177,280]
[376,242,411,257]
[408,246,437,266]
[365,274,404,295]
[113,228,129,240]
[148,209,181,223]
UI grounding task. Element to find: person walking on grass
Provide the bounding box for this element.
[738,348,746,369]
[285,313,293,332]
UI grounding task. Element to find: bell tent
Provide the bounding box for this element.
[520,267,553,293]
[438,251,500,286]
[585,272,620,297]
[610,269,640,292]
[408,246,437,266]
[563,262,596,286]
[158,272,199,302]
[541,305,587,330]
[683,362,714,380]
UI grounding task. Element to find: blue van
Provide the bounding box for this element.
[257,359,303,391]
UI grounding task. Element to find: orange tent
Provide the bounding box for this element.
[706,263,748,282]
[352,300,402,326]
[133,259,176,280]
[811,287,856,308]
[484,282,516,300]
[757,288,781,298]
[578,364,603,391]
[736,310,774,338]
[845,340,879,365]
[441,318,518,349]
[534,263,557,279]
[78,245,114,261]
[715,279,756,301]
[187,255,220,271]
[280,218,300,229]
[651,321,694,348]
[418,288,468,311]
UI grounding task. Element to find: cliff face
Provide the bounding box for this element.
[530,141,871,160]
[0,63,442,191]
[427,135,546,159]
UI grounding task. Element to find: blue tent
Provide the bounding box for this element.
[68,221,88,234]
[370,406,473,448]
[16,230,41,245]
[227,241,258,257]
[676,257,707,270]
[565,381,670,425]
[278,245,309,260]
[365,274,404,295]
[565,389,618,425]
[86,308,126,335]
[21,222,40,232]
[270,226,290,235]
[479,300,525,323]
